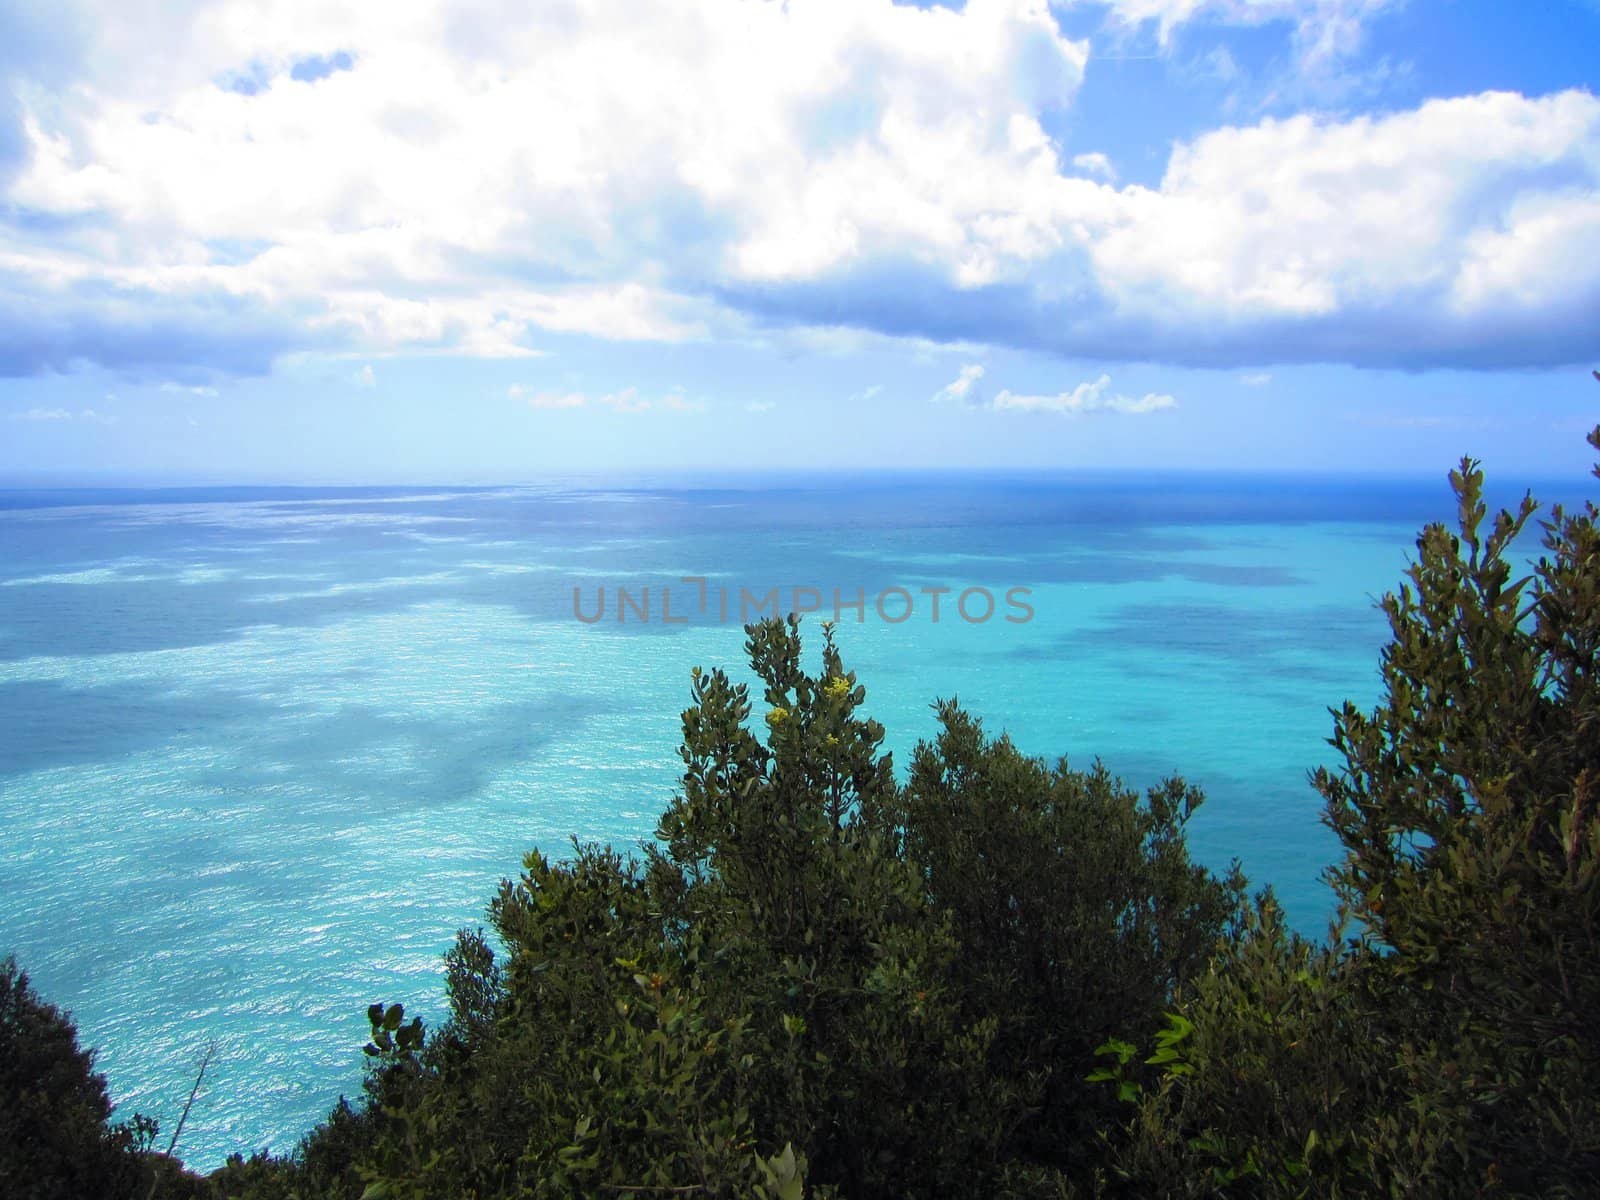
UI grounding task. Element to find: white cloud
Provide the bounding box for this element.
[745,399,777,413]
[1,0,1088,372]
[1092,0,1401,75]
[1239,372,1271,386]
[934,363,986,404]
[355,362,376,387]
[0,1,1086,362]
[935,364,1171,414]
[159,382,220,397]
[1082,90,1600,365]
[991,374,1176,414]
[1071,151,1117,180]
[0,1,1595,375]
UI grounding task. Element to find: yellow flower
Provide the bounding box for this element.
[765,707,790,728]
[823,676,851,701]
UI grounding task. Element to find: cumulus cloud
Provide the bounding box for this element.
[932,366,1176,415]
[1084,89,1600,366]
[0,0,1596,376]
[936,366,1172,414]
[745,87,1600,369]
[1,0,1088,375]
[934,363,986,404]
[991,374,1176,414]
[1071,151,1117,180]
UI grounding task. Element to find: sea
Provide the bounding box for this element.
[0,470,1575,1170]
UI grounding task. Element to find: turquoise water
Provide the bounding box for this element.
[0,473,1494,1169]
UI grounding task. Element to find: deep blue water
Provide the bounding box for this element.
[0,471,1567,1169]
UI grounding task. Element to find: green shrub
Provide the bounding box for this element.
[274,618,1239,1198]
[897,702,1244,1178]
[1102,424,1600,1197]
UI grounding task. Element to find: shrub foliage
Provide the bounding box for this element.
[248,619,1240,1199]
[1101,426,1600,1197]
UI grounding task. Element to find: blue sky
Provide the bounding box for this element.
[1,0,1597,483]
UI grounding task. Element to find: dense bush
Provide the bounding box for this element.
[214,618,1240,1199]
[896,701,1244,1183]
[1100,426,1600,1197]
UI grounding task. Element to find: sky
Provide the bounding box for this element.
[0,0,1597,484]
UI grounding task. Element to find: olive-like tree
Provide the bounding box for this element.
[1104,417,1600,1197]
